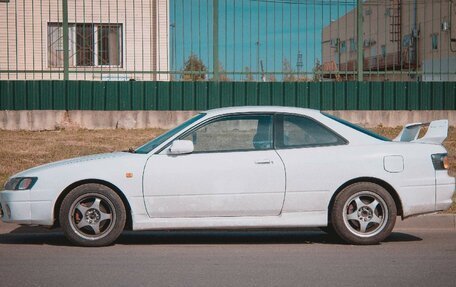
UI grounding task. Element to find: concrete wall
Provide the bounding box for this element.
[328,110,456,128]
[0,110,455,131]
[0,110,197,130]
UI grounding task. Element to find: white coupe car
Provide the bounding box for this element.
[1,107,454,246]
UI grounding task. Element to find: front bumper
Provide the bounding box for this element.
[0,189,53,226]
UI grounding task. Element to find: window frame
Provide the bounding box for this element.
[274,113,348,150]
[47,22,123,68]
[381,45,387,58]
[349,38,357,52]
[75,23,95,67]
[47,22,65,68]
[94,24,123,67]
[340,40,347,53]
[162,113,276,154]
[158,112,349,155]
[431,33,439,51]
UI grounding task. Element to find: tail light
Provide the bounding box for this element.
[432,154,449,170]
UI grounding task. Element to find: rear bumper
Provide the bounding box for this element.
[398,172,455,218]
[435,172,455,211]
[0,189,53,226]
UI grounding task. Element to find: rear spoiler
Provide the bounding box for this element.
[393,120,448,144]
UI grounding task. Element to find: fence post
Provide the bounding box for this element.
[62,0,69,80]
[213,0,219,81]
[356,0,364,82]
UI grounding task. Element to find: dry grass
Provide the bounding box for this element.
[0,129,165,188]
[1,127,455,213]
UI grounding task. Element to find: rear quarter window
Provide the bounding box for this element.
[322,112,391,142]
[275,114,347,149]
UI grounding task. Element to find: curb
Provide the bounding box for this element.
[394,214,456,230]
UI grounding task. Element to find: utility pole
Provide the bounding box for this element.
[297,51,303,76]
[357,0,364,81]
[260,60,266,82]
[62,0,69,80]
[256,41,260,81]
[213,0,220,81]
[170,23,176,74]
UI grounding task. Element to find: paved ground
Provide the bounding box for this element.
[0,220,455,287]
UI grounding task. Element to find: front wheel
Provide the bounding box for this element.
[59,184,126,247]
[331,182,397,245]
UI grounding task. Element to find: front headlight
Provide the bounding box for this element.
[4,177,38,190]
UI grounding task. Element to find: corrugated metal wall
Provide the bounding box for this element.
[0,81,455,111]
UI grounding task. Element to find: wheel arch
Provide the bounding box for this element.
[53,179,133,230]
[328,177,404,221]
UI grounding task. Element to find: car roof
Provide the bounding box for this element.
[203,106,321,117]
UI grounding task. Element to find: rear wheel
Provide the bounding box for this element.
[59,184,126,247]
[331,182,396,245]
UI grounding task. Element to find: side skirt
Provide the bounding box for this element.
[131,211,327,231]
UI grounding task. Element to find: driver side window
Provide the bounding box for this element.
[181,115,273,153]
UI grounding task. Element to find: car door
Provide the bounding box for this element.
[274,114,349,213]
[143,114,286,218]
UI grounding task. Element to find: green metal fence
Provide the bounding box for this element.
[1,80,455,110]
[0,1,455,112]
[1,0,456,82]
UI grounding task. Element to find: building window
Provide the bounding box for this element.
[349,38,357,52]
[431,33,439,50]
[48,23,122,68]
[381,45,387,57]
[402,34,413,48]
[48,23,65,68]
[97,25,122,66]
[385,8,392,17]
[76,24,95,66]
[340,41,347,53]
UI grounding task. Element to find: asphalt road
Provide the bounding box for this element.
[0,223,455,287]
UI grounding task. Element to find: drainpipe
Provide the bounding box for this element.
[62,0,69,81]
[397,0,402,69]
[356,0,364,82]
[213,0,220,81]
[450,0,456,53]
[411,0,418,69]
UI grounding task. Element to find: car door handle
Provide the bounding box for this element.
[255,160,273,165]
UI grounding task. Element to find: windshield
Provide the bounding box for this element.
[322,112,391,142]
[135,113,206,154]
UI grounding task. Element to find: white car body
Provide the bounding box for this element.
[1,107,455,234]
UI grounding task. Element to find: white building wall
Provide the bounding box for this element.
[0,0,169,81]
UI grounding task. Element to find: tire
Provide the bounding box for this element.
[59,183,126,247]
[331,182,397,245]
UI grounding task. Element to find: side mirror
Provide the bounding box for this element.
[168,140,194,155]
